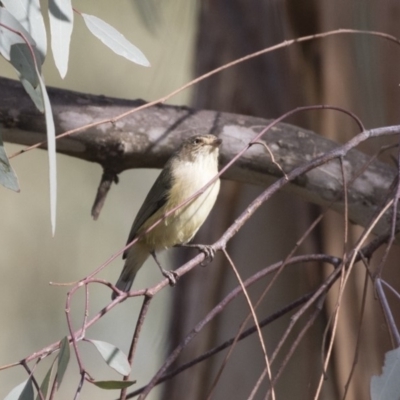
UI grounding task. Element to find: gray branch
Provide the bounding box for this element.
[0,77,397,234]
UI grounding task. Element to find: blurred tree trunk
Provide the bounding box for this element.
[163,1,400,400]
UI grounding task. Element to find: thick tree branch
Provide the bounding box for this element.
[0,77,397,235]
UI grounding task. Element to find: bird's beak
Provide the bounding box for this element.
[213,137,222,147]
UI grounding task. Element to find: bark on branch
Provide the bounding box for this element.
[0,77,397,235]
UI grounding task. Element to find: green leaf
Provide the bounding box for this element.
[48,0,73,78]
[2,0,47,59]
[88,339,131,376]
[0,128,19,191]
[81,13,150,67]
[4,379,33,400]
[91,380,136,390]
[35,361,55,400]
[371,347,400,400]
[56,337,70,388]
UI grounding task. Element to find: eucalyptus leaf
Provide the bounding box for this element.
[48,0,73,78]
[4,379,33,400]
[20,78,44,112]
[81,13,150,67]
[56,337,70,388]
[0,6,44,110]
[35,362,55,400]
[1,5,55,219]
[0,128,19,192]
[10,43,40,87]
[0,8,26,60]
[91,380,136,390]
[89,339,131,376]
[2,0,47,60]
[371,347,400,400]
[0,7,41,85]
[17,379,34,400]
[36,70,57,235]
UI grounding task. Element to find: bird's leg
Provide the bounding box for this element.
[177,243,216,266]
[150,251,178,286]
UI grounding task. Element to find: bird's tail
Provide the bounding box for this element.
[112,242,150,300]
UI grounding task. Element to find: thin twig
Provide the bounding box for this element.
[21,361,45,400]
[65,287,86,374]
[125,256,341,399]
[381,280,400,301]
[375,278,400,347]
[120,295,152,400]
[375,134,400,278]
[314,199,394,398]
[342,268,369,400]
[262,294,326,400]
[209,208,326,400]
[251,140,288,180]
[318,157,350,388]
[73,372,86,400]
[123,234,388,399]
[205,249,274,400]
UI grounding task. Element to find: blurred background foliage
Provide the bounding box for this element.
[1,0,400,399]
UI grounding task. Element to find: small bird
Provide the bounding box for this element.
[112,134,222,299]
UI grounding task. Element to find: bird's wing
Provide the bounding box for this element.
[123,166,173,259]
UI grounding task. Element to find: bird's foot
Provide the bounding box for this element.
[151,250,179,286]
[161,269,178,286]
[180,244,216,266]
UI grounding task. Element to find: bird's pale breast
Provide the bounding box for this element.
[138,153,220,249]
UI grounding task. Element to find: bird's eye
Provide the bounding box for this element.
[193,138,202,145]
